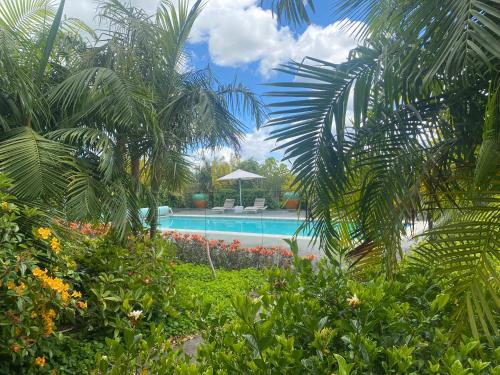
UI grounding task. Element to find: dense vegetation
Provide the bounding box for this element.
[0,0,498,373]
[267,0,499,342]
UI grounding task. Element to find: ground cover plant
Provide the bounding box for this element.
[169,263,266,335]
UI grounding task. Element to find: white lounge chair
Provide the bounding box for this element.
[212,199,235,213]
[244,198,267,213]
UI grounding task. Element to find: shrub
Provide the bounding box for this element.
[94,323,196,375]
[0,176,87,373]
[72,235,177,337]
[194,260,499,374]
[164,231,301,269]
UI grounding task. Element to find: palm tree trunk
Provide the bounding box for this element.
[149,171,160,238]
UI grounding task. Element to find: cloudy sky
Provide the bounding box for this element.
[63,0,359,162]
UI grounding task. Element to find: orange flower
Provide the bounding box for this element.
[37,227,51,240]
[34,356,46,367]
[10,344,21,353]
[77,301,87,309]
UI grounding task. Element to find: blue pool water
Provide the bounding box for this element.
[158,215,311,236]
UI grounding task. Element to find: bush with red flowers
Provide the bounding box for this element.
[164,231,315,269]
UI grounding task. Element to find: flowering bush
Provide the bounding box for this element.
[62,221,110,237]
[165,231,313,269]
[0,176,86,373]
[71,235,177,337]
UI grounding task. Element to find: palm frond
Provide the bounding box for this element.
[0,127,73,200]
[412,179,500,342]
[266,0,315,26]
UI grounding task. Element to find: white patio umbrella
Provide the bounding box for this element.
[217,169,265,206]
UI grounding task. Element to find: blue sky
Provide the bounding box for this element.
[64,0,359,161]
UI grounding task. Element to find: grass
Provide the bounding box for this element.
[165,263,266,336]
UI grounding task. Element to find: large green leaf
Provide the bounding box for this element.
[0,127,73,200]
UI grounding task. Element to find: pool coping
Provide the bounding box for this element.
[168,213,306,221]
[160,228,313,240]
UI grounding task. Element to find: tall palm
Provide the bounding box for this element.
[266,0,499,341]
[50,0,266,238]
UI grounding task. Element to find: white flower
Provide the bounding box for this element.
[347,294,361,308]
[128,310,143,320]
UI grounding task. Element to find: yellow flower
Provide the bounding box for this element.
[16,282,26,295]
[140,368,148,375]
[50,237,61,254]
[31,311,38,318]
[37,227,51,240]
[71,290,82,298]
[7,280,15,290]
[77,301,87,309]
[347,294,361,309]
[32,267,47,278]
[34,356,46,367]
[2,201,9,211]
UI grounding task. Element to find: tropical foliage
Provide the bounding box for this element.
[267,0,500,341]
[195,259,500,374]
[0,0,264,239]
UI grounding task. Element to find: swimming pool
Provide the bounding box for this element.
[158,215,311,237]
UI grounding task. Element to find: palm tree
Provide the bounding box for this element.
[265,0,499,341]
[49,0,266,238]
[0,0,93,230]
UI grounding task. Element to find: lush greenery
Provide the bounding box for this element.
[267,0,499,342]
[168,263,265,336]
[1,0,499,372]
[194,260,500,374]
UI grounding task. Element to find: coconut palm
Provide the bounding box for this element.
[266,0,499,341]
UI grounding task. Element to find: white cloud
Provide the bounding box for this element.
[192,128,282,164]
[64,1,360,77]
[190,0,361,77]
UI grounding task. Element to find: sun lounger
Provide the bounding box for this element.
[244,198,267,213]
[212,199,235,213]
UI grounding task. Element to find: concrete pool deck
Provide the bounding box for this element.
[171,208,306,219]
[163,209,320,256]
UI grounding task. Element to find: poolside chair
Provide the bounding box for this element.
[244,198,267,213]
[212,199,235,213]
[158,206,173,218]
[139,206,172,221]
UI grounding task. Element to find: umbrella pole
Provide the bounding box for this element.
[239,179,242,206]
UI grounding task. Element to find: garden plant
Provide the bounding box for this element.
[0,0,498,373]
